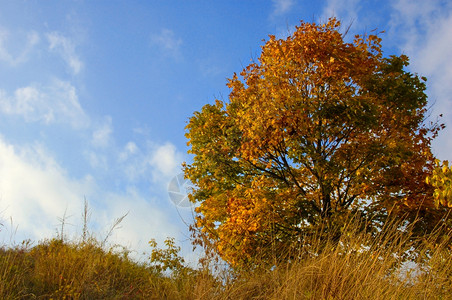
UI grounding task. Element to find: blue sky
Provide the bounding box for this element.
[0,0,451,263]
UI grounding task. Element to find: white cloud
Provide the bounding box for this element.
[118,143,146,182]
[0,79,89,129]
[0,138,90,240]
[85,150,109,171]
[119,141,138,161]
[0,29,40,65]
[149,142,182,179]
[150,29,183,59]
[94,189,180,256]
[322,0,360,24]
[117,141,183,184]
[46,32,83,75]
[92,116,113,148]
[389,0,452,161]
[0,136,181,259]
[85,117,115,171]
[271,0,295,16]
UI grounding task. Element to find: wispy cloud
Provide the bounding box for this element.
[149,143,182,179]
[389,0,452,161]
[0,29,40,65]
[46,32,83,75]
[116,140,183,185]
[271,0,295,16]
[91,116,113,148]
[0,138,91,240]
[322,0,360,24]
[150,28,183,59]
[0,136,181,258]
[0,79,89,129]
[198,57,224,78]
[119,141,138,161]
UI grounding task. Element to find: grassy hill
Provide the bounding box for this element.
[1,216,451,299]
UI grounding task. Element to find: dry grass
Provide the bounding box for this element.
[0,238,158,299]
[211,218,452,300]
[0,216,451,299]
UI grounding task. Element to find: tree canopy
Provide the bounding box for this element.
[184,18,445,268]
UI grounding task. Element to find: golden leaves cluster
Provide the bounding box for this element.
[426,160,452,208]
[184,18,442,268]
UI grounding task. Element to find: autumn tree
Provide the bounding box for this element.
[184,18,444,267]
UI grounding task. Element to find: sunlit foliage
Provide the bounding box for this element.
[184,18,445,267]
[427,160,452,208]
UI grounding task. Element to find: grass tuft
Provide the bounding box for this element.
[0,213,451,299]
